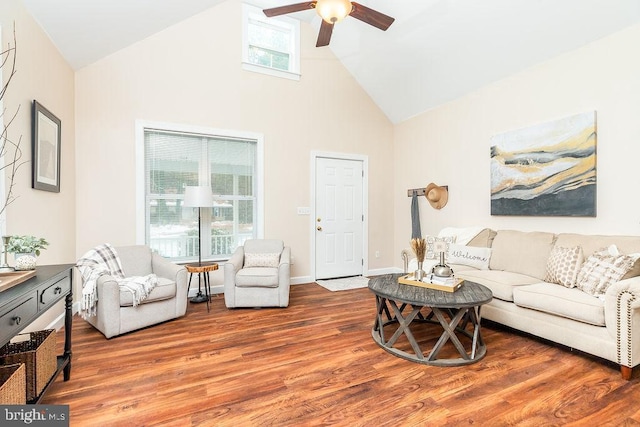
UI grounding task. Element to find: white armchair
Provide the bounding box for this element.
[224,239,291,308]
[83,245,188,338]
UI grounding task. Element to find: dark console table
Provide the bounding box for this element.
[0,264,73,403]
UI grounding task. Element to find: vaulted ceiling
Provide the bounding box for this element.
[23,0,640,123]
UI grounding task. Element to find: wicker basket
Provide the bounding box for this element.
[0,329,57,401]
[0,363,26,404]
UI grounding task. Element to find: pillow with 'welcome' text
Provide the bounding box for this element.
[447,244,491,270]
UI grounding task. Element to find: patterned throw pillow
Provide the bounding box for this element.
[544,246,584,288]
[425,235,456,260]
[576,247,636,296]
[244,252,281,268]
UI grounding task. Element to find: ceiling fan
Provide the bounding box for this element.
[263,0,395,47]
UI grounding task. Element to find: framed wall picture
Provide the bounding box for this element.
[32,100,61,192]
[490,111,597,217]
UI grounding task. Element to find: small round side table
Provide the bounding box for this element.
[185,263,218,312]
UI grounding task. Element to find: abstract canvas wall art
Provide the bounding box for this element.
[490,111,596,216]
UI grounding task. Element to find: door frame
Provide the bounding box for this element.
[310,151,369,281]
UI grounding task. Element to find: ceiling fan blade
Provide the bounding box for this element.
[316,20,334,47]
[263,2,316,17]
[350,2,395,31]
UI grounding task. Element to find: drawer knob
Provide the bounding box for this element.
[54,286,62,294]
[12,316,21,326]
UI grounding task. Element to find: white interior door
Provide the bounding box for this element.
[315,157,364,280]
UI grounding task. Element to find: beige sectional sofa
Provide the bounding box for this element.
[410,228,640,379]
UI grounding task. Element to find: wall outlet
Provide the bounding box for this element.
[375,251,380,258]
[290,255,295,265]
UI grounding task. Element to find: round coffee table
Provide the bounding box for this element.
[368,273,493,366]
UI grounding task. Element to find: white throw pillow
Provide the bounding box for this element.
[425,235,455,260]
[447,244,491,270]
[244,252,280,268]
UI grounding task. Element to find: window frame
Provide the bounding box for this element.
[135,120,264,261]
[242,3,301,81]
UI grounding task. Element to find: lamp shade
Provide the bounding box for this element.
[183,186,213,208]
[316,0,352,24]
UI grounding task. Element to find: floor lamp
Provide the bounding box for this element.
[184,186,213,303]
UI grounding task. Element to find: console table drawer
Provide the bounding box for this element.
[0,295,37,344]
[40,275,71,309]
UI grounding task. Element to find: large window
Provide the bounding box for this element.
[138,123,263,262]
[242,3,300,80]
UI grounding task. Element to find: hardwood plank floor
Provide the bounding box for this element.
[42,283,640,426]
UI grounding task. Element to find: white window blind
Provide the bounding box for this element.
[143,128,258,261]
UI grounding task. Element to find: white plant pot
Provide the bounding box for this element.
[14,252,37,270]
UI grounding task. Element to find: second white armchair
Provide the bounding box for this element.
[224,239,291,308]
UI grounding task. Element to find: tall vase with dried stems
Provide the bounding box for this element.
[0,26,24,221]
[410,238,426,280]
[0,26,27,278]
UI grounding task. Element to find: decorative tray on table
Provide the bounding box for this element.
[0,270,37,293]
[398,274,464,293]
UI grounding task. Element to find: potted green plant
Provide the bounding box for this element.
[7,235,49,270]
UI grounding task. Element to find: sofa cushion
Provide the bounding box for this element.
[120,277,175,307]
[544,245,584,288]
[236,267,279,288]
[116,245,153,277]
[555,233,640,260]
[466,228,497,248]
[513,283,605,326]
[576,247,635,296]
[243,239,284,254]
[455,270,540,302]
[623,257,640,280]
[447,244,491,270]
[489,230,556,280]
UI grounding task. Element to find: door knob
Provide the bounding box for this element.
[317,226,322,231]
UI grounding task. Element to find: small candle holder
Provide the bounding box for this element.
[0,235,14,273]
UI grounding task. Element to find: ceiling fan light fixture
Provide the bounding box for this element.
[315,0,352,24]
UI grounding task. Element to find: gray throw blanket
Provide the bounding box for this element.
[411,193,422,239]
[76,243,157,319]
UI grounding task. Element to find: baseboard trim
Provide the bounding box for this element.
[366,267,401,276]
[61,272,398,317]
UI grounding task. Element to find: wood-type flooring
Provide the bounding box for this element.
[42,282,640,426]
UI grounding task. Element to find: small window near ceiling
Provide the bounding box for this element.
[242,3,300,80]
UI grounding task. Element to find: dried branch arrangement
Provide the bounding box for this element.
[0,24,26,217]
[410,238,426,262]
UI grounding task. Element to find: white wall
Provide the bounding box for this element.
[74,0,395,280]
[0,0,76,330]
[0,0,76,266]
[10,0,637,282]
[394,22,640,266]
